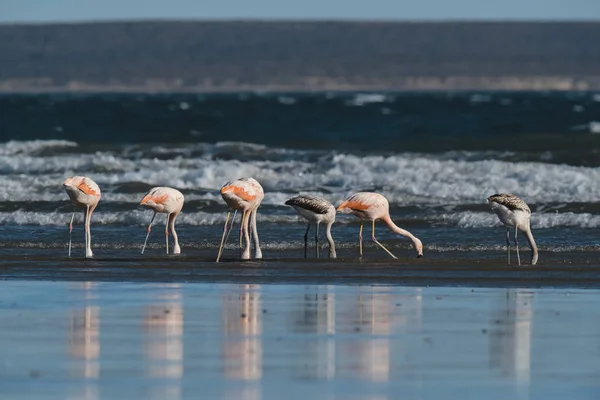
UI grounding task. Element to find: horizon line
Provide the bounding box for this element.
[2,17,600,27]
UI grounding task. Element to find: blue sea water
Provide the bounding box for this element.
[0,91,600,260]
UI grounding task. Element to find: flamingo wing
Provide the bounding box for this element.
[285,194,332,214]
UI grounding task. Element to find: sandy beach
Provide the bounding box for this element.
[1,249,600,287]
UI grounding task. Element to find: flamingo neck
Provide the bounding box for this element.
[84,204,94,258]
[169,212,180,254]
[523,224,538,265]
[241,210,251,259]
[250,209,262,259]
[325,222,336,259]
[381,214,421,253]
[381,214,416,240]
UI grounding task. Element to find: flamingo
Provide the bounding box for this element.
[63,176,101,258]
[140,187,184,255]
[216,177,264,262]
[487,193,538,266]
[285,194,336,259]
[337,192,423,259]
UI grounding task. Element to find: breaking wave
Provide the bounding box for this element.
[1,140,599,206]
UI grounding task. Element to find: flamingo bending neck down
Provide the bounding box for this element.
[337,192,423,259]
[487,193,538,266]
[285,194,337,259]
[140,187,184,255]
[63,176,101,258]
[217,177,264,262]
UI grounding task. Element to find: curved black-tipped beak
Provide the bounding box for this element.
[417,254,423,258]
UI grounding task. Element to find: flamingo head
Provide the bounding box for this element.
[413,237,423,258]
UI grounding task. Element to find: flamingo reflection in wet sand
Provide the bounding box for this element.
[140,187,184,255]
[63,176,101,258]
[285,194,336,259]
[337,192,423,259]
[487,193,538,266]
[217,177,264,262]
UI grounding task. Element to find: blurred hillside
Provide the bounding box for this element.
[1,20,600,91]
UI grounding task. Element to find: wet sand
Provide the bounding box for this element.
[1,281,599,399]
[1,249,600,288]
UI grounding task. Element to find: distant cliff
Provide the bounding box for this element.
[1,20,599,92]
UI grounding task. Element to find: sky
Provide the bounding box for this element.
[1,0,599,23]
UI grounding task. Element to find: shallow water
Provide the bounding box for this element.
[1,281,599,399]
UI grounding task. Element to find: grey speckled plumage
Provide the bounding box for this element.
[487,193,531,214]
[487,192,538,266]
[285,194,332,214]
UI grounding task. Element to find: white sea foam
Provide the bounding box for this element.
[469,94,492,104]
[277,96,296,105]
[4,207,600,229]
[433,211,600,229]
[589,121,600,134]
[0,210,300,226]
[0,139,77,156]
[346,93,389,106]
[2,140,600,208]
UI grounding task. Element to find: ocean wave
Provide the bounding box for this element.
[277,96,297,105]
[433,211,600,229]
[0,210,301,226]
[0,139,77,156]
[3,207,600,230]
[1,141,600,207]
[346,93,390,106]
[3,239,598,253]
[424,244,600,252]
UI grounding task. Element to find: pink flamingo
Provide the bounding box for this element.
[63,176,101,258]
[140,187,184,255]
[337,192,423,259]
[217,177,264,262]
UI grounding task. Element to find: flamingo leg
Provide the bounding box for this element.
[358,222,363,258]
[68,207,75,257]
[216,211,231,263]
[506,229,511,265]
[303,222,310,258]
[371,219,398,259]
[165,213,170,255]
[240,210,247,249]
[224,209,237,246]
[141,211,157,254]
[315,222,320,259]
[514,225,521,266]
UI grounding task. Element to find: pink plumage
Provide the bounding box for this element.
[338,192,423,259]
